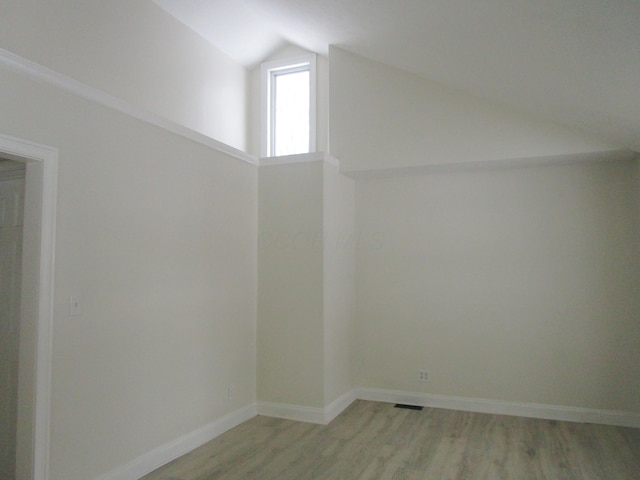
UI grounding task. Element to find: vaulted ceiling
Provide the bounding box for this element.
[153,0,640,152]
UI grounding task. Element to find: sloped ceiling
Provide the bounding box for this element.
[153,0,640,152]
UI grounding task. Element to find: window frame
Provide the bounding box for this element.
[260,54,317,158]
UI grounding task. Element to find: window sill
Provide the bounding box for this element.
[258,151,330,167]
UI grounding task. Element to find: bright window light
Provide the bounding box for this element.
[261,55,316,157]
[273,68,309,156]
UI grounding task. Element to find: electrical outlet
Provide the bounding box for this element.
[227,385,235,399]
[418,369,430,382]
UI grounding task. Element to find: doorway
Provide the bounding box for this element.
[0,134,57,480]
[0,159,25,480]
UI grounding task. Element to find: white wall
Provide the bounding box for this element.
[355,156,640,413]
[0,0,247,150]
[323,161,355,406]
[2,6,635,478]
[0,66,257,480]
[257,161,325,408]
[257,158,356,412]
[329,47,615,173]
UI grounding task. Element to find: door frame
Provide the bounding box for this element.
[0,133,57,480]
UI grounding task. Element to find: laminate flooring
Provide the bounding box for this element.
[142,400,640,480]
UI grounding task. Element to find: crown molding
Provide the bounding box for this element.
[0,48,258,166]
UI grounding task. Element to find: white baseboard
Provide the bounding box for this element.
[356,388,640,428]
[94,389,639,480]
[257,390,357,425]
[257,401,326,424]
[324,390,357,424]
[95,404,257,480]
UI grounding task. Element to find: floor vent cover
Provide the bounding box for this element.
[394,404,424,411]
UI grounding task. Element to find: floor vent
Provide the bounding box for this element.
[394,404,424,411]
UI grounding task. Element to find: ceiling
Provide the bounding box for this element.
[153,0,640,152]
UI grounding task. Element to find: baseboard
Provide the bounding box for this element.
[93,389,639,480]
[324,390,357,424]
[356,388,640,428]
[257,390,357,425]
[257,401,326,424]
[95,403,257,480]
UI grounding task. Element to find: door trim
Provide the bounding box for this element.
[0,133,57,480]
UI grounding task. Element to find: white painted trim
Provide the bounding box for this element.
[95,404,257,480]
[257,401,326,424]
[309,56,317,154]
[0,48,257,166]
[259,151,325,167]
[324,390,357,424]
[343,149,636,179]
[0,133,58,480]
[258,152,340,168]
[323,153,340,169]
[256,390,356,425]
[260,54,317,158]
[356,388,640,428]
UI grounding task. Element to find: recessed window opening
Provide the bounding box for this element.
[261,55,316,157]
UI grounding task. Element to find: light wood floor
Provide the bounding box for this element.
[142,400,640,480]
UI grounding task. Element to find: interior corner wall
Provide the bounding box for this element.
[329,46,615,173]
[257,159,356,412]
[354,157,640,413]
[0,67,257,480]
[0,0,247,150]
[323,161,355,406]
[257,161,325,408]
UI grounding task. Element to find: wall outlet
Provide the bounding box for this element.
[227,385,235,399]
[418,369,430,382]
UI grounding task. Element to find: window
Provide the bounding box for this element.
[261,55,316,157]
